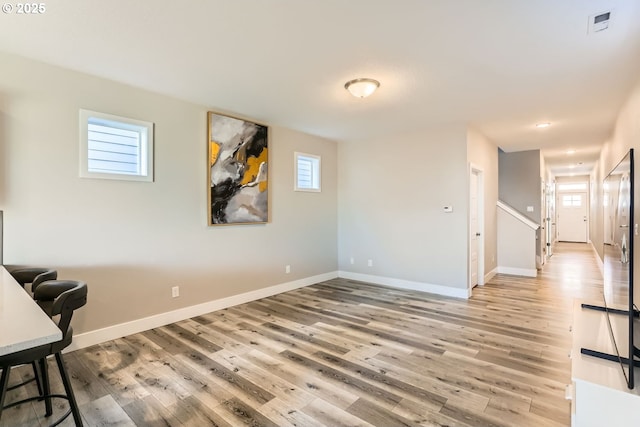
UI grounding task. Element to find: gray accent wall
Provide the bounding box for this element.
[498,149,542,223]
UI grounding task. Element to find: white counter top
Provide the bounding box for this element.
[0,266,62,356]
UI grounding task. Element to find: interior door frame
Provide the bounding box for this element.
[469,164,485,292]
[546,180,556,257]
[539,178,546,267]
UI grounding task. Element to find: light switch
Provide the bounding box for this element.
[526,206,534,212]
[444,206,453,213]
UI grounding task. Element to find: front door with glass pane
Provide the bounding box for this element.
[557,192,588,242]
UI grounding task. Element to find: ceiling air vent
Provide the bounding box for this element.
[588,11,612,34]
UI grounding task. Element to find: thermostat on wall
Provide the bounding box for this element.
[444,206,453,213]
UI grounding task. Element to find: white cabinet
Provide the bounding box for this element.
[571,301,640,427]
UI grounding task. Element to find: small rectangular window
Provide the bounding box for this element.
[294,152,321,192]
[558,183,587,191]
[562,194,582,207]
[79,109,154,182]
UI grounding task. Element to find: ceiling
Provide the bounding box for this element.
[1,0,640,176]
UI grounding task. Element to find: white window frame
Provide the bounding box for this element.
[562,194,583,207]
[79,109,154,182]
[557,182,587,191]
[294,152,321,192]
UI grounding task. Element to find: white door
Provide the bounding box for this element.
[557,192,588,242]
[470,172,479,287]
[539,179,546,266]
[469,168,483,290]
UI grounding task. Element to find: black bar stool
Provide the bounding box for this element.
[9,267,57,292]
[5,268,58,396]
[0,280,87,426]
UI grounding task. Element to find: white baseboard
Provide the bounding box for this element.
[496,266,537,278]
[484,268,497,284]
[337,271,470,299]
[67,271,339,352]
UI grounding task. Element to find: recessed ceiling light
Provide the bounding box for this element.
[535,122,551,129]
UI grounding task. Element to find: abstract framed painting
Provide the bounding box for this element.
[207,112,268,225]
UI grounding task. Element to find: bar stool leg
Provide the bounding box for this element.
[55,353,83,426]
[0,366,11,422]
[39,357,53,417]
[31,361,43,396]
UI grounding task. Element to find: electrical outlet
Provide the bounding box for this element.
[285,265,291,274]
[171,286,180,298]
[367,259,373,267]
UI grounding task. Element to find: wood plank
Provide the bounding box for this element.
[79,394,136,427]
[122,394,189,427]
[346,398,420,427]
[216,397,280,427]
[177,349,275,406]
[302,398,377,427]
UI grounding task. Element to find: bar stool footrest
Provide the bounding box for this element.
[3,393,73,426]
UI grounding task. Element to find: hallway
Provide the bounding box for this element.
[464,241,604,426]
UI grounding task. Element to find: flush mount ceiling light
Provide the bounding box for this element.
[344,78,380,98]
[535,122,552,129]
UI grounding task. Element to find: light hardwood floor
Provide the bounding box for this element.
[1,242,603,426]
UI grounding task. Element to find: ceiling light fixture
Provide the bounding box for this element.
[567,149,576,155]
[535,122,551,129]
[345,78,380,98]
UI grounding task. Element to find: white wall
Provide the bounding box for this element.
[497,207,537,277]
[0,52,338,335]
[591,76,640,306]
[0,50,504,340]
[337,126,470,296]
[590,159,605,261]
